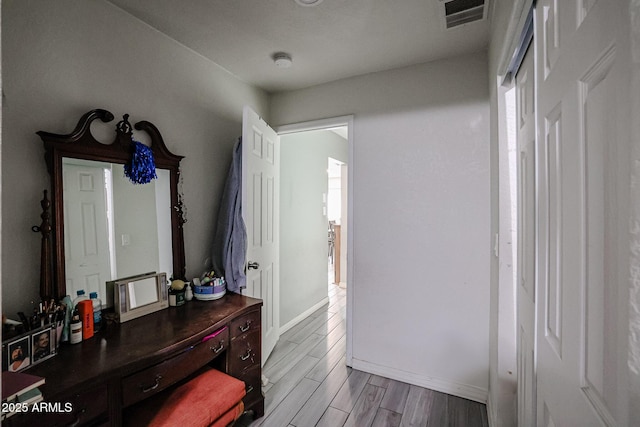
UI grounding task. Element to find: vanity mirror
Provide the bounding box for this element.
[111,272,169,323]
[37,109,185,304]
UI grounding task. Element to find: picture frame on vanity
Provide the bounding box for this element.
[3,325,57,372]
[6,336,31,372]
[31,327,55,365]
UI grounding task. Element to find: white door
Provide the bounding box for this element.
[515,43,536,427]
[534,0,630,425]
[242,106,280,364]
[63,162,112,299]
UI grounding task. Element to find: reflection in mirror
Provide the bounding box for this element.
[128,277,159,309]
[38,109,185,302]
[62,158,172,304]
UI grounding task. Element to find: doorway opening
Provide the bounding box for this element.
[277,115,353,365]
[327,156,346,290]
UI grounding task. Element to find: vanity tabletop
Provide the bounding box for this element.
[24,293,262,401]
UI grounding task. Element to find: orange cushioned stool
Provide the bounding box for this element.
[125,368,246,427]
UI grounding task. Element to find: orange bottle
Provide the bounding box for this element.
[76,300,94,340]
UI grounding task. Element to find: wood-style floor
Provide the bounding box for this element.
[249,280,489,427]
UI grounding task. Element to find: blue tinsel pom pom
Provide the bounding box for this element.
[124,140,157,184]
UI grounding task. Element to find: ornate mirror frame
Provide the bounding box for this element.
[37,109,186,300]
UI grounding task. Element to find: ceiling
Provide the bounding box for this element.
[107,0,492,93]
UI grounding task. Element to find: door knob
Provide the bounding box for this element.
[247,261,260,270]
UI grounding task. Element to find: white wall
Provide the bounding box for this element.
[271,52,491,401]
[1,0,269,313]
[279,130,347,328]
[112,164,160,278]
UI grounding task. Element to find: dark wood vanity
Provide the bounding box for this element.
[4,110,264,426]
[6,294,263,426]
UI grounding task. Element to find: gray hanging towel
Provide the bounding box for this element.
[212,138,247,292]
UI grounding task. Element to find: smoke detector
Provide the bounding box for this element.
[295,0,324,6]
[273,52,293,68]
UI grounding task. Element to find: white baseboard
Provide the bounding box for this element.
[279,297,330,335]
[351,358,488,404]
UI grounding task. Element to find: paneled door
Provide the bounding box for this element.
[63,162,112,300]
[242,106,280,365]
[515,43,536,427]
[534,0,630,425]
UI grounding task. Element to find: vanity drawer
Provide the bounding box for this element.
[228,329,260,374]
[200,326,229,357]
[237,365,262,405]
[122,327,229,407]
[235,364,261,395]
[230,309,261,339]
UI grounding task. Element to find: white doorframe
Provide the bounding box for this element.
[276,115,354,366]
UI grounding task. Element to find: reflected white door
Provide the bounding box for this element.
[242,106,280,364]
[63,163,112,299]
[534,0,630,425]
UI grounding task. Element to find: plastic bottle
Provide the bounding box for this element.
[72,290,89,309]
[185,282,193,302]
[70,314,82,344]
[77,300,94,340]
[90,292,102,331]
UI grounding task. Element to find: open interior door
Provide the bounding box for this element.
[241,106,280,365]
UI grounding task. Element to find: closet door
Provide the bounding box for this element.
[515,43,536,427]
[534,0,630,425]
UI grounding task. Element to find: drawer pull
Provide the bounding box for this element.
[69,408,86,427]
[141,375,163,393]
[239,350,253,361]
[239,321,252,333]
[211,340,225,354]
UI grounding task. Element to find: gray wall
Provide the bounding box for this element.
[271,52,491,401]
[280,129,347,327]
[1,0,269,313]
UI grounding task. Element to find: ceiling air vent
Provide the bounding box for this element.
[441,0,486,29]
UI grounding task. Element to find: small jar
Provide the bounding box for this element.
[168,289,185,307]
[70,315,83,344]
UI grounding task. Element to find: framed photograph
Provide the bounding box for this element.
[7,336,31,372]
[3,324,57,372]
[31,326,55,365]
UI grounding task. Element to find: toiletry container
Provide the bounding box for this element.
[70,314,83,344]
[73,289,89,309]
[77,300,94,340]
[185,282,193,301]
[90,292,102,331]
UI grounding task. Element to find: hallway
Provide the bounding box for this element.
[251,284,488,426]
